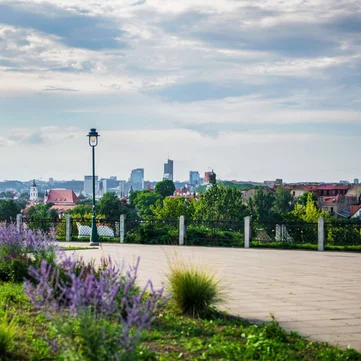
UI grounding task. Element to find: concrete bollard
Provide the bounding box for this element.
[318,217,325,251]
[65,215,72,242]
[120,214,126,243]
[244,216,251,248]
[179,215,185,246]
[16,214,23,233]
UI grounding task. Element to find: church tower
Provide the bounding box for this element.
[30,179,38,203]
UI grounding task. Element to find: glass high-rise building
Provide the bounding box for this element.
[131,168,144,191]
[189,171,200,185]
[84,175,99,195]
[163,159,174,181]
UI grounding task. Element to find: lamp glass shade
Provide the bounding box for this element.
[89,135,98,147]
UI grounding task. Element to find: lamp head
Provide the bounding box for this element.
[87,128,99,147]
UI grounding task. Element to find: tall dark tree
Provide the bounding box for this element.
[195,185,249,221]
[0,200,21,221]
[131,190,162,219]
[96,192,123,219]
[273,186,293,215]
[298,192,318,207]
[251,189,277,223]
[154,180,176,199]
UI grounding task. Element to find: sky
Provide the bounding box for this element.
[0,0,360,183]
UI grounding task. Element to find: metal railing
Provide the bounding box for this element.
[124,218,179,245]
[22,217,66,237]
[325,222,361,246]
[11,215,361,250]
[185,219,244,247]
[251,222,318,246]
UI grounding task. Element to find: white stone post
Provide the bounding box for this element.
[179,215,185,246]
[16,214,23,233]
[318,217,325,251]
[120,214,126,243]
[65,215,72,242]
[244,216,251,248]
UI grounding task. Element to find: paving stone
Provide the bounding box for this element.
[62,243,361,351]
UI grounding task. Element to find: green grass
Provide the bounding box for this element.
[137,309,361,361]
[56,236,121,243]
[1,282,361,361]
[251,242,361,252]
[0,313,16,357]
[60,246,98,251]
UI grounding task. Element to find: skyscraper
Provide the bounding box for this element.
[163,159,174,181]
[189,171,200,185]
[131,168,144,191]
[84,175,99,195]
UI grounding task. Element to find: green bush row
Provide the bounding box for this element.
[124,224,244,247]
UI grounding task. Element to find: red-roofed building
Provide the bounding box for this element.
[44,189,78,205]
[316,184,351,197]
[319,194,358,216]
[44,189,78,215]
[350,205,361,218]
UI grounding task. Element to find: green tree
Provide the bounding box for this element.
[96,192,123,219]
[0,200,21,221]
[65,205,92,216]
[251,189,277,223]
[273,186,293,215]
[26,203,57,220]
[298,192,318,207]
[154,180,176,199]
[292,193,326,223]
[131,190,162,219]
[152,197,196,220]
[195,185,249,221]
[129,190,141,206]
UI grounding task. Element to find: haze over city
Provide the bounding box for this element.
[0,0,360,182]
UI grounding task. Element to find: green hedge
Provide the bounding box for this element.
[326,225,361,246]
[185,225,244,247]
[124,223,179,245]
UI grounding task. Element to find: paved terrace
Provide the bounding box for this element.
[62,243,361,351]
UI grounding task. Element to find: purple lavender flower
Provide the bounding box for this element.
[0,223,58,281]
[25,255,164,355]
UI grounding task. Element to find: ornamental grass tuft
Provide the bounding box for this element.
[167,261,224,317]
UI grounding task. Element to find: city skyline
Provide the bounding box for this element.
[0,1,360,182]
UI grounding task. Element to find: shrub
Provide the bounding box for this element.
[25,256,163,360]
[167,262,223,317]
[185,225,244,247]
[125,223,178,245]
[0,313,16,356]
[0,224,57,282]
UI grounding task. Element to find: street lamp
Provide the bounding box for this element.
[87,128,99,246]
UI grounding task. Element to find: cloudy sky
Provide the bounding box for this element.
[0,0,360,182]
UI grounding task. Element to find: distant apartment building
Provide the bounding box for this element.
[84,175,99,195]
[204,172,211,184]
[102,179,108,195]
[204,170,216,185]
[354,178,359,185]
[189,171,200,186]
[163,159,174,181]
[316,184,350,198]
[131,168,144,191]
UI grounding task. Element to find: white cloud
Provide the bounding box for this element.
[0,0,360,181]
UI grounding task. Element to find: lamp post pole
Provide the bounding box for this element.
[88,128,99,246]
